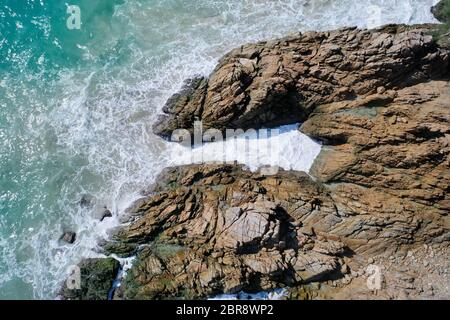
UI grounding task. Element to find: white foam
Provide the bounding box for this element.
[168,124,322,173]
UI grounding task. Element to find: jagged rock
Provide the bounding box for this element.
[301,79,450,254]
[153,26,449,138]
[104,157,448,298]
[430,0,450,49]
[152,77,208,139]
[100,208,113,221]
[79,194,94,208]
[60,258,120,300]
[106,164,350,299]
[69,22,450,300]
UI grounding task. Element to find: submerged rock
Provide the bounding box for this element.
[60,231,76,244]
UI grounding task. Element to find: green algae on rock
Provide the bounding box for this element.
[432,0,450,22]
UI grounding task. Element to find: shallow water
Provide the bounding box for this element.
[0,0,440,299]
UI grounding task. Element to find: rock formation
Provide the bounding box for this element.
[63,17,450,300]
[108,151,448,299]
[153,26,449,139]
[109,165,348,299]
[302,80,450,221]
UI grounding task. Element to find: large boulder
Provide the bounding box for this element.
[153,26,449,139]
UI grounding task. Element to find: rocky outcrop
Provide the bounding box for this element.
[302,80,450,215]
[105,157,448,299]
[301,79,450,258]
[141,25,450,299]
[109,165,348,299]
[60,231,76,244]
[66,22,450,300]
[153,26,449,139]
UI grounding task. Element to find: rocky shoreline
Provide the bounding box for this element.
[61,2,450,300]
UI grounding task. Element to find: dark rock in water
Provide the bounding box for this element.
[60,258,120,300]
[100,208,113,221]
[60,231,76,244]
[107,164,348,299]
[430,0,450,49]
[152,76,207,140]
[79,194,95,208]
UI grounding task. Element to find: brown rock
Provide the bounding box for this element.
[103,24,450,300]
[432,0,450,23]
[153,26,449,138]
[108,164,349,299]
[301,80,450,254]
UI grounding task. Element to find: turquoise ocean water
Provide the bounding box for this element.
[0,0,439,299]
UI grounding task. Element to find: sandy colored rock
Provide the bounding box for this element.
[301,79,450,255]
[69,23,450,300]
[153,26,449,138]
[432,0,450,23]
[106,157,448,298]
